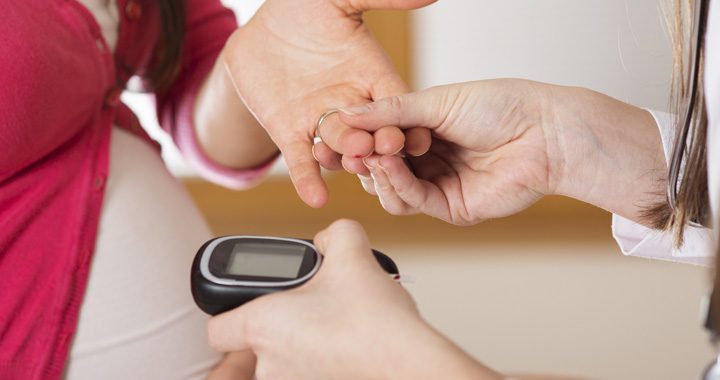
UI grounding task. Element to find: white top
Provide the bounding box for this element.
[79,0,119,51]
[66,1,221,378]
[612,0,720,266]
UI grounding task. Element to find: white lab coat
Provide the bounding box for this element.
[612,0,720,266]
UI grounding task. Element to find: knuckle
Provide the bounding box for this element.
[386,95,403,111]
[358,176,376,194]
[375,181,393,192]
[378,197,406,216]
[384,95,407,125]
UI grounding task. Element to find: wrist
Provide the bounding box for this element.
[547,86,666,224]
[194,49,278,170]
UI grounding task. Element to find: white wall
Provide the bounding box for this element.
[409,4,713,379]
[392,241,713,380]
[221,0,264,25]
[413,0,673,111]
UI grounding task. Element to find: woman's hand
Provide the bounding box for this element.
[223,0,434,208]
[207,219,500,380]
[337,79,666,226]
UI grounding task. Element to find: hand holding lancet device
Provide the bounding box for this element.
[191,236,400,315]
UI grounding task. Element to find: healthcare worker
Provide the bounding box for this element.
[207,0,720,378]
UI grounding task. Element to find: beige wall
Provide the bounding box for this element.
[396,244,710,379]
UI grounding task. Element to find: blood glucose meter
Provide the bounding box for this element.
[191,236,399,315]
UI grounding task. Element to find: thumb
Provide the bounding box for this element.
[350,0,438,11]
[209,351,257,379]
[208,305,254,352]
[338,89,448,132]
[313,219,377,271]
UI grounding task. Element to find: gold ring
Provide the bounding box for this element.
[314,109,339,144]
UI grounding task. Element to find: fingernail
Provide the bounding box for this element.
[408,148,428,157]
[361,149,375,159]
[341,159,354,174]
[363,156,378,169]
[311,145,319,162]
[339,104,372,115]
[362,160,374,170]
[376,157,389,173]
[391,145,405,156]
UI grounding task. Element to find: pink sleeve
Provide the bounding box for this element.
[155,0,274,189]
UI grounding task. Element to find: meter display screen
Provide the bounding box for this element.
[225,241,306,279]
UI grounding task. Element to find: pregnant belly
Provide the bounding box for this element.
[64,127,220,380]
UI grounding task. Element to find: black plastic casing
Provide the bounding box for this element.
[191,237,399,315]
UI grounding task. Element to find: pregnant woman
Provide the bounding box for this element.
[0,0,433,378]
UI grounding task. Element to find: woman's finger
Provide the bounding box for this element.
[312,141,343,171]
[317,111,374,159]
[282,139,328,208]
[341,155,369,175]
[403,127,432,156]
[373,126,406,155]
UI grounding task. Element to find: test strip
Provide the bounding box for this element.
[390,274,415,283]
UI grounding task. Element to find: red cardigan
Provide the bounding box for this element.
[0,1,266,378]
